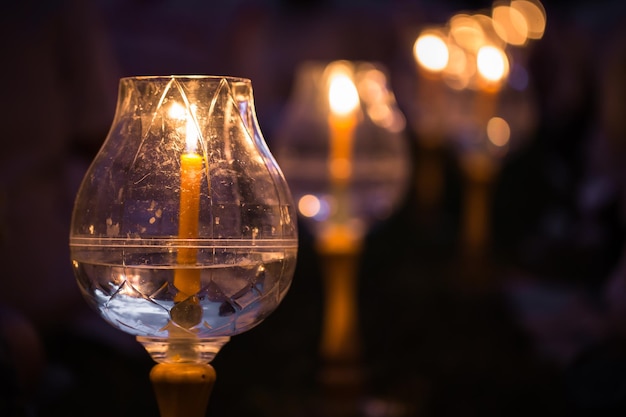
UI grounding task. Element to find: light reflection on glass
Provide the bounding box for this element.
[487,116,511,147]
[511,0,547,39]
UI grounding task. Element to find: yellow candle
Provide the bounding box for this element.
[327,70,359,224]
[174,109,203,302]
[328,111,356,184]
[475,44,508,126]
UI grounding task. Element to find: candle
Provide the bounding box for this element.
[413,30,449,213]
[328,71,359,185]
[475,44,508,124]
[315,66,369,398]
[327,70,359,225]
[174,107,203,302]
[458,44,508,283]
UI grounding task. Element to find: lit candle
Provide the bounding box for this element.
[174,105,203,302]
[327,69,359,227]
[328,71,359,185]
[318,67,363,370]
[459,45,508,272]
[413,30,449,213]
[475,44,508,124]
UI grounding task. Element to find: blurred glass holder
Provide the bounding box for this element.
[449,55,537,288]
[69,76,298,417]
[412,18,540,289]
[274,60,411,412]
[411,29,452,220]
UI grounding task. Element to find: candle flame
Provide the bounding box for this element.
[169,102,186,119]
[328,74,359,116]
[414,33,449,72]
[476,45,509,83]
[170,102,199,153]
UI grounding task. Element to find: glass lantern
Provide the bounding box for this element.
[274,60,411,246]
[273,60,411,415]
[69,75,298,416]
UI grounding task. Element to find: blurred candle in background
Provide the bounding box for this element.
[412,29,450,218]
[327,65,360,228]
[407,0,545,288]
[273,59,411,415]
[328,68,359,184]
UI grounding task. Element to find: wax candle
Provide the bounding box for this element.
[475,44,508,125]
[174,112,203,302]
[328,111,356,183]
[327,71,359,227]
[328,72,359,185]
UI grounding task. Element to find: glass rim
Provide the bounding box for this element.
[120,74,252,84]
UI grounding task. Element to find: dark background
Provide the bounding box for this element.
[1,0,626,416]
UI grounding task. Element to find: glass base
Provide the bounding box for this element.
[137,335,230,364]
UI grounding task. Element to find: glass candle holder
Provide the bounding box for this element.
[273,60,411,415]
[274,60,411,244]
[69,75,298,416]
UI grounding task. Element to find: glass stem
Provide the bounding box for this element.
[320,248,361,364]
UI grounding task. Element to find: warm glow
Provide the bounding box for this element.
[472,14,503,47]
[169,102,186,119]
[487,116,510,146]
[170,102,199,153]
[329,158,352,180]
[328,74,359,115]
[511,0,546,39]
[443,42,473,90]
[359,69,386,104]
[298,194,321,218]
[492,5,529,46]
[358,68,406,132]
[477,45,509,82]
[449,14,486,52]
[414,33,449,72]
